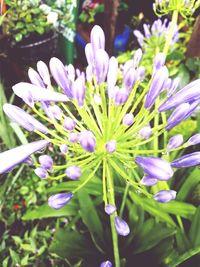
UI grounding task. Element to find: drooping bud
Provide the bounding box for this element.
[154,190,176,203]
[48,192,73,209]
[171,152,200,168]
[159,79,200,112]
[105,140,116,153]
[114,88,129,106]
[28,68,45,88]
[64,117,76,131]
[140,175,158,186]
[135,156,173,181]
[13,82,69,103]
[59,144,68,154]
[145,66,168,109]
[79,130,96,152]
[123,113,134,126]
[90,25,105,51]
[68,132,79,143]
[114,216,130,236]
[132,48,143,67]
[166,103,190,130]
[166,134,184,152]
[49,57,72,98]
[187,134,200,146]
[34,167,48,179]
[0,140,49,174]
[105,204,117,215]
[37,60,51,86]
[138,125,152,139]
[3,104,48,133]
[39,155,53,170]
[66,165,81,180]
[100,261,112,267]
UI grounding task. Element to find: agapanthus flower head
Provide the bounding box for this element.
[134,19,179,51]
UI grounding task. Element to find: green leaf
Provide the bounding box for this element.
[189,206,200,247]
[49,229,95,259]
[16,21,24,29]
[177,168,200,201]
[21,254,29,266]
[15,33,23,42]
[133,219,176,254]
[9,248,20,264]
[167,50,185,61]
[22,201,78,220]
[167,246,200,267]
[77,190,105,252]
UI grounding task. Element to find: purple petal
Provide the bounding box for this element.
[37,60,51,86]
[154,190,176,203]
[100,261,112,267]
[59,144,68,154]
[171,152,200,168]
[85,43,95,66]
[28,68,45,88]
[123,113,134,126]
[167,134,184,151]
[64,117,76,131]
[73,74,86,106]
[3,104,48,133]
[48,192,73,209]
[105,140,116,153]
[138,125,152,139]
[0,140,49,174]
[34,167,48,179]
[135,156,173,181]
[95,49,109,84]
[123,67,137,91]
[114,88,129,106]
[79,130,96,152]
[104,204,117,215]
[140,175,158,186]
[187,133,200,146]
[90,25,105,51]
[132,48,143,67]
[166,103,190,130]
[68,132,79,143]
[39,155,53,170]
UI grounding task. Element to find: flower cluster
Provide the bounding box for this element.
[134,18,179,50]
[1,25,200,246]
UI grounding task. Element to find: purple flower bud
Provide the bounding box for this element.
[34,167,48,179]
[86,65,93,81]
[66,165,81,180]
[135,156,173,181]
[94,94,102,104]
[123,60,133,76]
[187,134,200,146]
[136,66,146,81]
[49,105,63,120]
[132,48,143,67]
[23,156,34,165]
[123,113,134,126]
[68,132,79,143]
[67,64,75,82]
[3,104,48,133]
[138,125,152,139]
[145,66,168,109]
[167,134,183,151]
[90,25,105,51]
[133,30,144,47]
[106,140,116,153]
[107,57,118,97]
[0,140,49,174]
[85,43,95,66]
[95,49,109,84]
[48,192,73,209]
[171,152,200,168]
[39,155,53,170]
[59,144,68,154]
[28,68,45,88]
[163,78,172,91]
[105,204,117,215]
[100,261,112,267]
[123,67,137,91]
[159,79,200,112]
[49,57,72,98]
[140,175,158,186]
[167,77,180,96]
[154,190,176,203]
[37,61,51,86]
[153,53,166,72]
[13,82,69,103]
[79,130,96,152]
[64,117,76,131]
[114,88,129,106]
[73,74,86,106]
[143,24,151,38]
[114,216,130,236]
[166,103,190,130]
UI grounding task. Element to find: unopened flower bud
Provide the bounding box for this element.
[114,216,130,236]
[167,134,183,152]
[34,167,48,179]
[138,125,152,139]
[66,165,81,180]
[68,132,79,143]
[39,155,53,170]
[187,133,200,146]
[154,190,176,203]
[100,261,112,267]
[79,130,96,152]
[140,175,157,186]
[123,113,134,126]
[105,204,116,215]
[106,140,116,153]
[64,117,76,131]
[59,144,68,154]
[48,192,73,209]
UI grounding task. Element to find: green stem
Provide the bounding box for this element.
[119,182,130,217]
[106,162,120,267]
